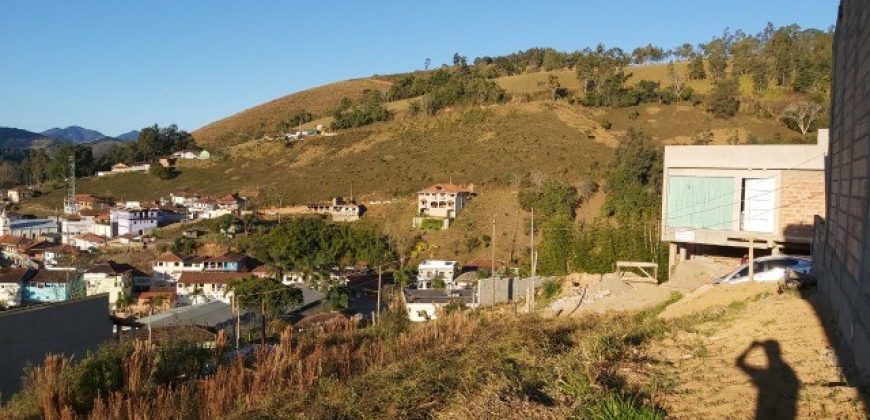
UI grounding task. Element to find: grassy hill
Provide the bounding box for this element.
[193,78,391,149]
[21,63,808,264]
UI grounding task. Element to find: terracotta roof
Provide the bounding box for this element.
[0,234,31,247]
[178,271,251,285]
[252,265,270,273]
[0,268,32,284]
[156,252,184,262]
[418,183,473,194]
[78,209,102,217]
[30,269,77,283]
[217,193,241,204]
[86,260,136,275]
[74,194,106,203]
[138,290,177,300]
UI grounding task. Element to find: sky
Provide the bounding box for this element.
[0,0,839,136]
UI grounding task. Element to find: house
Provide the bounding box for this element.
[110,206,159,236]
[204,252,249,271]
[416,260,459,289]
[176,271,251,304]
[0,210,59,240]
[22,269,81,304]
[6,187,29,204]
[661,129,828,275]
[73,233,109,251]
[28,243,79,268]
[217,193,245,211]
[401,288,476,322]
[64,194,110,215]
[133,288,177,314]
[307,197,363,222]
[0,235,35,266]
[97,162,149,177]
[171,150,200,160]
[412,183,476,230]
[158,157,176,168]
[0,268,32,308]
[83,261,136,309]
[168,191,202,206]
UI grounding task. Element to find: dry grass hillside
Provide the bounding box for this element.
[193,78,391,149]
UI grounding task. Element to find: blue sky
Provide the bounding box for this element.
[0,0,838,135]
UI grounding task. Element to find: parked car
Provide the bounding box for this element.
[715,256,813,285]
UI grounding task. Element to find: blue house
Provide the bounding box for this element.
[22,269,82,304]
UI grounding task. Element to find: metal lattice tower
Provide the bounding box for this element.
[64,155,76,214]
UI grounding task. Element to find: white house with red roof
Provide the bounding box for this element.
[413,183,476,229]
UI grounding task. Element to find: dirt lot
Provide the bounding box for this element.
[633,285,867,419]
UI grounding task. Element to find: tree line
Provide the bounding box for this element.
[11,124,196,187]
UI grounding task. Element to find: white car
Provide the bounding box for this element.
[715,256,813,285]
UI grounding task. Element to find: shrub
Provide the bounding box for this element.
[599,118,613,130]
[706,78,740,118]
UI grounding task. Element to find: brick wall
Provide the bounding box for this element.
[814,0,870,384]
[779,170,826,240]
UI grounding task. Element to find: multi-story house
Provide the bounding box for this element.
[416,260,459,289]
[83,261,136,309]
[176,271,250,305]
[412,183,475,229]
[110,206,159,236]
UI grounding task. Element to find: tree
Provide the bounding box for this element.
[228,277,303,318]
[149,163,177,180]
[430,275,446,289]
[781,101,824,135]
[537,215,573,275]
[672,43,696,61]
[325,287,349,312]
[707,78,741,118]
[687,55,706,80]
[702,36,730,80]
[171,237,197,255]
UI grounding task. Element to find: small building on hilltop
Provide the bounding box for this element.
[412,183,475,230]
[307,197,363,222]
[661,130,828,275]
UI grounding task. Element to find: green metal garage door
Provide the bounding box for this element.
[666,176,734,230]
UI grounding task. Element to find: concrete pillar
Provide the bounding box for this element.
[772,245,783,256]
[678,245,688,262]
[668,242,678,281]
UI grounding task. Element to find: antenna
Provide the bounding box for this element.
[64,155,76,215]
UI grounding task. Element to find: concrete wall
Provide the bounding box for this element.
[477,276,551,306]
[0,295,112,401]
[814,0,870,385]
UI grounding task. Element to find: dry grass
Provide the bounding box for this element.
[193,78,391,149]
[1,302,677,419]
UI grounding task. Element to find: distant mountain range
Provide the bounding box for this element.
[42,125,106,143]
[115,130,140,141]
[0,125,139,149]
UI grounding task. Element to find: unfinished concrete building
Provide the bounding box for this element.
[661,130,828,273]
[813,0,870,384]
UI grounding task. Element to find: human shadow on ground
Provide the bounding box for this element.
[735,340,799,420]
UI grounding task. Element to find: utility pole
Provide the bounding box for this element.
[376,265,382,323]
[748,236,755,282]
[530,209,536,277]
[233,296,240,349]
[491,218,496,277]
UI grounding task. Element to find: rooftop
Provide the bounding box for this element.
[0,268,32,284]
[403,288,475,304]
[419,260,458,269]
[418,183,474,194]
[664,129,829,171]
[136,300,235,329]
[30,269,77,284]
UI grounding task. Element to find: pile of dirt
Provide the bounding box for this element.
[549,272,672,315]
[658,282,776,320]
[667,256,737,292]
